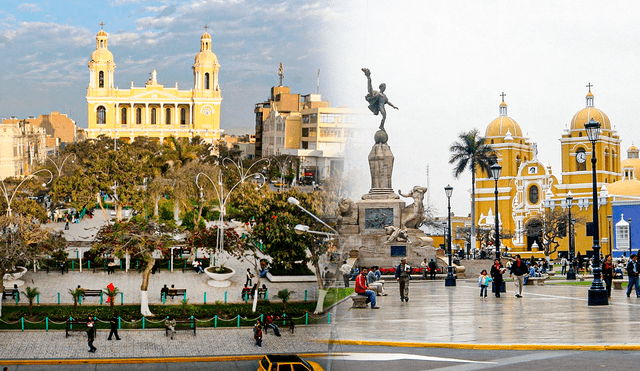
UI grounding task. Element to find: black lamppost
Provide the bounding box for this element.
[491,163,502,260]
[585,118,608,306]
[444,184,456,286]
[629,218,632,257]
[607,215,613,256]
[566,192,576,280]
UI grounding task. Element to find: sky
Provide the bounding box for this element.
[2,0,640,216]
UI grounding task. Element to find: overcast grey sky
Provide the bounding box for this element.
[2,0,640,216]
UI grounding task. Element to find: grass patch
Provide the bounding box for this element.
[323,287,354,308]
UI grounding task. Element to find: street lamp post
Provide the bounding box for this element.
[0,169,53,217]
[444,184,456,286]
[46,154,77,177]
[607,215,613,256]
[490,164,502,260]
[585,118,608,306]
[628,218,632,257]
[566,192,576,280]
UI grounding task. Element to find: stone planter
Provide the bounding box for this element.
[204,266,236,287]
[3,266,27,287]
[266,272,317,283]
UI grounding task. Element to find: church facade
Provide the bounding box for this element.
[474,87,638,259]
[86,27,222,144]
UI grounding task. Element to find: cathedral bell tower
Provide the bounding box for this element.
[192,27,221,97]
[87,23,115,92]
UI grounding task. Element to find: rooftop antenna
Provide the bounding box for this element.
[278,63,284,87]
[316,69,320,94]
[426,164,430,207]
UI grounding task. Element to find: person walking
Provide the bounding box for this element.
[254,321,263,347]
[561,256,568,275]
[478,269,491,298]
[165,316,176,340]
[626,254,640,297]
[340,261,351,288]
[510,255,528,298]
[86,318,97,353]
[420,258,429,280]
[107,316,121,341]
[602,254,614,299]
[428,258,438,280]
[245,268,254,287]
[395,258,411,302]
[490,258,505,298]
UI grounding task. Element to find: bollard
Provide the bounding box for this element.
[225,291,227,303]
[88,261,90,270]
[120,292,123,306]
[58,292,60,305]
[142,317,145,330]
[76,251,79,259]
[215,315,218,328]
[37,293,39,305]
[204,292,207,305]
[184,292,186,302]
[282,313,286,326]
[237,315,240,328]
[190,315,194,329]
[305,313,309,326]
[265,289,268,300]
[244,292,247,302]
[100,293,103,305]
[328,313,331,324]
[15,294,19,304]
[162,292,166,304]
[72,260,75,270]
[120,260,123,270]
[70,316,73,330]
[21,317,24,331]
[46,317,49,332]
[79,295,82,305]
[305,290,307,301]
[118,317,121,330]
[260,314,263,323]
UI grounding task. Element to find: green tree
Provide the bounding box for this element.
[449,129,495,253]
[103,284,120,313]
[68,288,83,309]
[21,286,39,317]
[93,217,176,316]
[275,289,294,311]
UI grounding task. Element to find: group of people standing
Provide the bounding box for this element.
[483,255,528,298]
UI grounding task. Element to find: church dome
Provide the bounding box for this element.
[570,89,611,130]
[194,50,218,65]
[485,98,523,138]
[90,48,113,63]
[607,178,640,197]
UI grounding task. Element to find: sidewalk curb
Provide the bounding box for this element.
[318,339,640,351]
[1,352,332,365]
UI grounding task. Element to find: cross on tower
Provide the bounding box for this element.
[586,82,593,92]
[500,92,506,102]
[204,24,209,33]
[100,22,105,30]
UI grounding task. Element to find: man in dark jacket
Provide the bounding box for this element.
[490,258,505,298]
[428,259,438,280]
[626,254,640,297]
[87,318,97,352]
[510,255,528,298]
[108,316,121,340]
[395,258,411,302]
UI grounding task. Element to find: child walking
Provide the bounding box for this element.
[478,269,491,297]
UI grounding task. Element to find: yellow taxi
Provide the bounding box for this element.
[257,354,324,371]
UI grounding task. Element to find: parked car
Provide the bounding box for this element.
[258,354,323,371]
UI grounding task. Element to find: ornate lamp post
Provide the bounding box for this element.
[566,192,576,280]
[444,184,456,286]
[585,118,608,306]
[0,169,53,217]
[629,218,632,257]
[490,164,502,260]
[46,154,76,177]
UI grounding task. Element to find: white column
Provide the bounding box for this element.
[145,103,149,126]
[189,103,194,127]
[115,103,119,125]
[174,103,178,128]
[160,103,165,126]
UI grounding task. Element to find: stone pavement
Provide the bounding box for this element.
[329,278,640,346]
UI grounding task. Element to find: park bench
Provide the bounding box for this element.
[65,320,92,338]
[167,288,187,300]
[350,295,368,309]
[2,289,18,302]
[526,277,547,286]
[81,289,103,299]
[613,279,624,290]
[165,318,196,337]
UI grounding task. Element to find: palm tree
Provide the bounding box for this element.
[449,129,495,255]
[275,289,294,311]
[69,288,83,309]
[103,285,120,312]
[22,286,39,316]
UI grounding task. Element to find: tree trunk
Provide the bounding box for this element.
[0,268,5,318]
[312,259,326,314]
[154,196,160,217]
[140,257,155,316]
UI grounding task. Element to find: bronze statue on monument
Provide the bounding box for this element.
[362,68,398,132]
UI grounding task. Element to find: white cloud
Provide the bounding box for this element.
[17,3,41,12]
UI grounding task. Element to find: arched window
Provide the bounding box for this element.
[528,185,539,204]
[97,106,106,124]
[151,108,157,125]
[121,107,127,125]
[165,108,171,125]
[204,73,210,89]
[605,149,610,172]
[136,108,142,124]
[516,155,521,171]
[180,108,186,126]
[99,71,104,88]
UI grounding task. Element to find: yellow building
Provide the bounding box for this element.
[86,27,222,144]
[475,88,623,259]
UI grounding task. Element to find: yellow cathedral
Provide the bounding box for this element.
[86,27,222,143]
[475,87,628,259]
